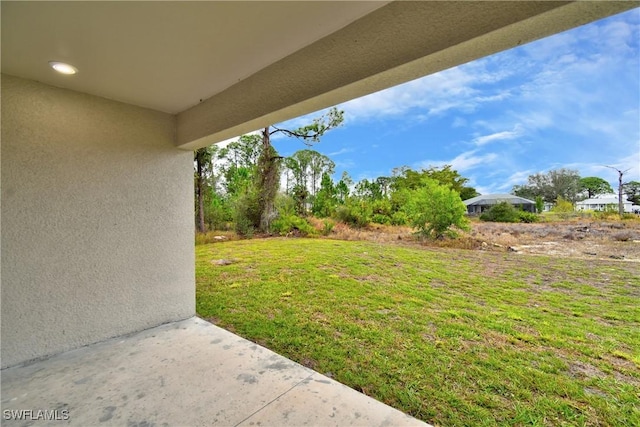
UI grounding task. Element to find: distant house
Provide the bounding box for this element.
[575,194,633,213]
[463,194,536,215]
[542,202,555,212]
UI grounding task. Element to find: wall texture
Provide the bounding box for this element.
[1,75,194,368]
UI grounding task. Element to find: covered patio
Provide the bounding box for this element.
[2,1,637,425]
[2,317,425,426]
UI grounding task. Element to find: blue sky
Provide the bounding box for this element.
[270,8,640,195]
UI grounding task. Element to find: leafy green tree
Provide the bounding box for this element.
[535,196,544,214]
[224,165,253,197]
[376,176,392,198]
[421,165,478,200]
[194,145,221,232]
[512,168,581,203]
[335,172,352,204]
[579,176,613,199]
[459,186,480,201]
[219,134,261,170]
[254,107,343,232]
[512,185,537,201]
[312,173,337,217]
[391,165,477,202]
[219,134,262,197]
[402,178,469,239]
[285,149,335,213]
[354,178,384,201]
[623,180,640,205]
[308,151,335,197]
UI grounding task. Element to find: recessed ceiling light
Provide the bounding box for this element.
[49,61,78,75]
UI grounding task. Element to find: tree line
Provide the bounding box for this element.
[195,110,639,237]
[512,168,640,210]
[194,109,476,239]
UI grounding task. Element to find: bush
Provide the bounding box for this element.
[321,219,335,236]
[232,190,260,237]
[517,211,540,223]
[552,196,575,219]
[480,202,540,223]
[334,201,371,228]
[205,194,234,231]
[371,199,393,216]
[271,214,317,237]
[390,211,408,226]
[233,213,254,238]
[371,213,391,225]
[593,210,620,220]
[402,179,469,239]
[480,202,520,223]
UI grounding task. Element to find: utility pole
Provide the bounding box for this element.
[605,166,631,216]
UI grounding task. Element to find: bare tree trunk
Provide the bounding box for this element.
[606,166,630,217]
[618,171,624,216]
[257,127,279,233]
[196,155,206,233]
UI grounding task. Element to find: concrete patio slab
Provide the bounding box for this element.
[1,317,429,426]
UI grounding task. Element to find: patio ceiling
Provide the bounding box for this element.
[1,1,388,114]
[2,1,637,150]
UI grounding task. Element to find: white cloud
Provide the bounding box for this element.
[452,117,467,128]
[334,159,356,170]
[328,148,354,156]
[473,125,523,146]
[335,61,514,122]
[416,150,498,173]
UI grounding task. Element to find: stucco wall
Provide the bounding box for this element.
[1,75,194,368]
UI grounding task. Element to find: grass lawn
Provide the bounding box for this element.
[196,238,639,426]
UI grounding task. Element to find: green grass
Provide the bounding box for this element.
[196,238,640,426]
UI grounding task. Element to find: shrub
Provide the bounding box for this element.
[334,201,371,228]
[321,219,335,236]
[517,211,540,223]
[480,202,520,223]
[371,213,391,225]
[233,213,254,238]
[552,196,575,219]
[232,190,260,237]
[593,210,620,220]
[535,196,544,214]
[205,194,234,231]
[271,214,317,237]
[402,179,469,239]
[480,203,540,223]
[371,199,393,217]
[390,211,408,226]
[552,196,574,213]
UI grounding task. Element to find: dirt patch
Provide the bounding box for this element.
[467,220,640,262]
[568,361,606,380]
[346,220,640,262]
[300,357,319,370]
